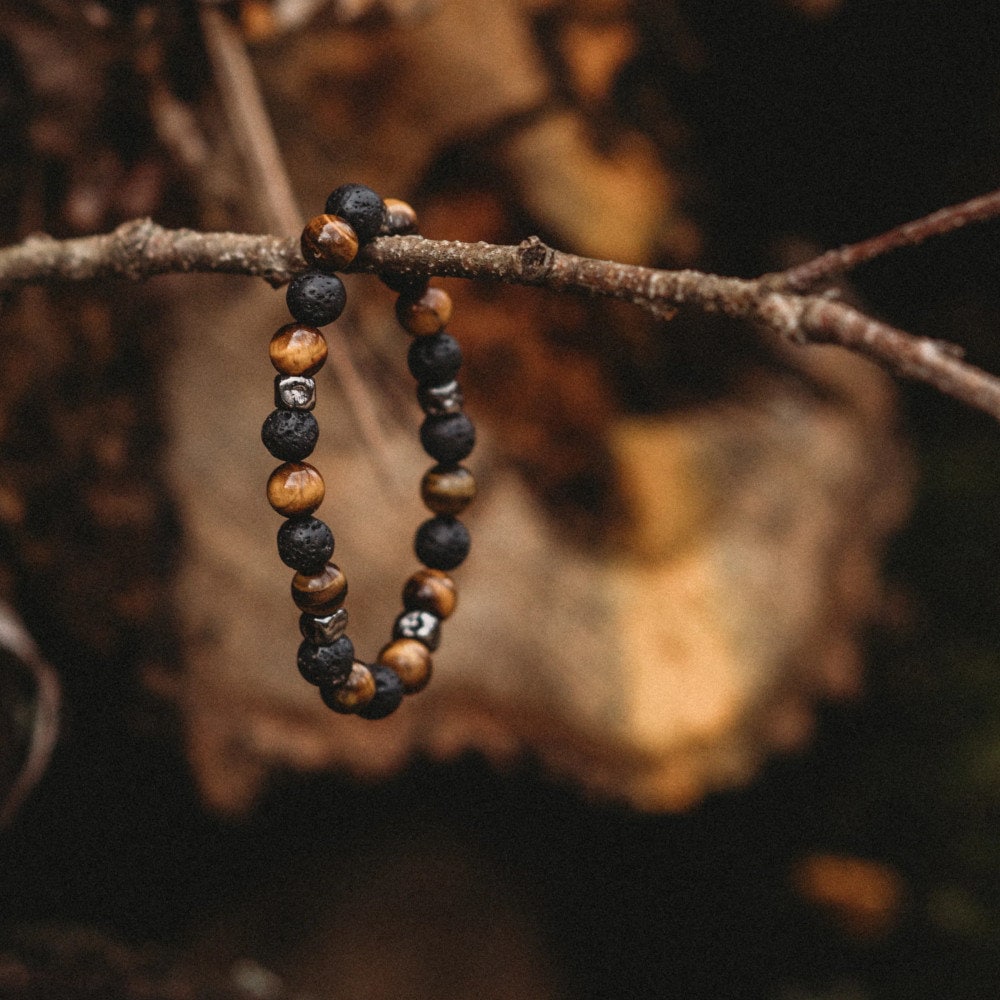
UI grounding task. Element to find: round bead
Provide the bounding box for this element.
[267,462,324,517]
[383,197,419,236]
[286,270,347,327]
[419,413,475,464]
[382,273,429,296]
[270,324,328,376]
[297,635,354,687]
[291,561,348,615]
[324,183,387,243]
[392,608,441,651]
[420,464,476,516]
[407,333,462,384]
[299,607,349,645]
[261,409,319,461]
[301,214,359,272]
[378,638,433,694]
[414,517,470,571]
[403,568,457,619]
[277,516,334,572]
[396,286,453,336]
[320,661,377,714]
[356,664,405,720]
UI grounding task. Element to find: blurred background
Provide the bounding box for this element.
[0,1,999,997]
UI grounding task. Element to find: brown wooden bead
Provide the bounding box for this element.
[300,214,359,272]
[395,286,453,336]
[383,198,419,235]
[267,462,325,516]
[378,638,432,694]
[402,568,457,619]
[321,661,376,713]
[269,323,328,376]
[420,464,476,516]
[291,561,348,615]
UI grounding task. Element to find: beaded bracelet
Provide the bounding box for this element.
[262,183,475,720]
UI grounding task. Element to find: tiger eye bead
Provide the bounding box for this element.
[301,214,359,272]
[420,464,476,516]
[395,286,453,336]
[291,561,348,615]
[402,568,457,619]
[320,661,376,714]
[378,638,432,694]
[267,462,324,517]
[382,197,419,235]
[270,324,328,376]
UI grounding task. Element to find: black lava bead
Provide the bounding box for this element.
[297,635,354,687]
[324,183,387,243]
[357,664,405,720]
[261,409,319,461]
[414,516,470,570]
[277,516,334,572]
[419,412,475,464]
[286,270,347,326]
[407,333,462,383]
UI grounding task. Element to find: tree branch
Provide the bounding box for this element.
[2,213,1000,421]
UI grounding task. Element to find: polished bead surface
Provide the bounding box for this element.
[269,323,328,376]
[301,214,359,271]
[291,561,348,614]
[261,409,318,462]
[420,464,476,517]
[382,197,419,235]
[378,638,432,694]
[392,608,441,651]
[297,635,354,687]
[417,379,464,416]
[396,286,453,336]
[277,516,334,572]
[415,516,470,571]
[420,412,475,464]
[274,374,316,411]
[321,661,376,713]
[324,183,386,243]
[402,568,457,619]
[299,607,349,644]
[357,664,405,719]
[267,462,324,517]
[407,333,462,383]
[286,270,347,327]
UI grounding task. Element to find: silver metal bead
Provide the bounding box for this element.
[417,380,463,416]
[392,608,441,651]
[275,375,316,411]
[299,607,348,644]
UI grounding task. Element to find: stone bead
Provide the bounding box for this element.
[392,608,441,651]
[417,379,464,416]
[382,198,419,235]
[290,561,348,615]
[382,272,429,296]
[267,462,324,517]
[357,664,405,720]
[301,214,359,272]
[297,635,354,687]
[277,516,334,573]
[321,661,376,714]
[324,183,386,243]
[261,409,318,462]
[274,375,316,411]
[396,286,453,336]
[402,568,457,619]
[407,333,462,384]
[299,607,349,645]
[420,464,476,517]
[270,323,328,376]
[419,413,475,464]
[378,638,433,694]
[414,517,470,571]
[286,270,346,327]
